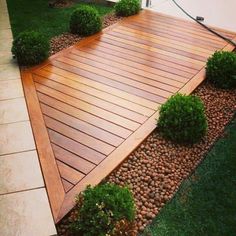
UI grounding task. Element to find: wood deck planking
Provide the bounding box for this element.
[35,82,141,131]
[44,116,116,155]
[40,66,158,110]
[124,20,224,50]
[38,93,133,138]
[88,41,198,75]
[41,104,124,146]
[102,34,206,66]
[34,69,154,116]
[57,160,85,185]
[72,47,190,82]
[107,30,209,61]
[114,26,214,56]
[116,25,216,55]
[57,55,184,90]
[34,75,147,124]
[62,179,74,193]
[20,10,236,222]
[51,59,169,103]
[137,11,234,42]
[98,37,203,70]
[49,130,106,165]
[52,144,96,174]
[67,51,184,89]
[143,10,236,38]
[134,17,227,43]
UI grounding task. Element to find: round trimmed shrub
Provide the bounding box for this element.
[206,51,236,89]
[157,93,207,144]
[115,0,141,17]
[11,31,49,66]
[70,183,135,236]
[70,5,102,36]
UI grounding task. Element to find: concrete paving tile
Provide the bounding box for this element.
[0,121,35,155]
[0,37,12,51]
[0,150,44,194]
[0,188,57,236]
[0,51,14,65]
[0,0,7,7]
[0,11,10,26]
[0,28,12,39]
[0,98,29,124]
[0,63,20,80]
[0,18,10,30]
[0,79,23,100]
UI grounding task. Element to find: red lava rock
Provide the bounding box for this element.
[105,82,236,235]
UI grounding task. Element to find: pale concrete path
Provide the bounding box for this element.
[150,0,236,32]
[0,0,57,235]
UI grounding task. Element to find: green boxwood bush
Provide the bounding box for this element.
[70,5,102,36]
[70,183,135,236]
[115,0,141,17]
[11,31,49,66]
[206,51,236,89]
[157,93,207,144]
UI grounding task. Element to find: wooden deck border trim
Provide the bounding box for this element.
[21,70,65,221]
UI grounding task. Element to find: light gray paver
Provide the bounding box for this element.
[0,28,13,39]
[0,51,14,65]
[0,151,44,194]
[0,63,20,80]
[0,98,29,124]
[0,0,57,234]
[0,37,12,51]
[0,121,35,155]
[0,188,57,236]
[0,79,23,100]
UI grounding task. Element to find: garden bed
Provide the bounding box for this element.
[57,81,236,235]
[50,12,123,55]
[142,115,236,236]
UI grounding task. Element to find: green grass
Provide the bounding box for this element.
[142,116,236,236]
[6,0,113,40]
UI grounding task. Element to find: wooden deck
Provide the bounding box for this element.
[21,10,236,223]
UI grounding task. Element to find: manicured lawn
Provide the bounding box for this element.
[6,0,113,40]
[142,116,236,236]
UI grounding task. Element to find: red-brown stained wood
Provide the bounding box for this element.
[62,179,74,192]
[41,104,124,146]
[35,69,154,116]
[57,160,85,185]
[52,144,95,174]
[38,92,133,138]
[89,41,198,75]
[49,129,106,165]
[21,10,236,223]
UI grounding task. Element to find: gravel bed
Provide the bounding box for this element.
[57,81,236,235]
[107,82,236,233]
[50,12,124,56]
